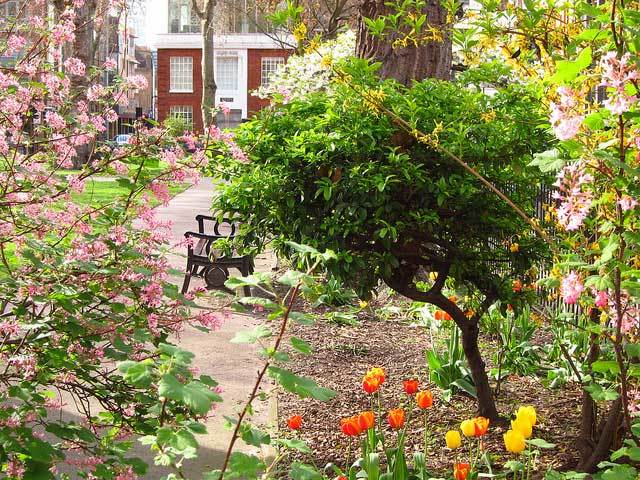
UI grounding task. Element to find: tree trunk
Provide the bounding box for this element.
[71,0,98,167]
[355,0,452,85]
[447,306,501,421]
[200,1,217,130]
[577,399,623,472]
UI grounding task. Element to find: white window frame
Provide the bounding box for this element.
[260,57,285,87]
[169,56,193,93]
[169,105,193,127]
[215,54,239,91]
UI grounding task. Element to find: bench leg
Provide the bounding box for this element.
[182,262,197,294]
[241,258,252,297]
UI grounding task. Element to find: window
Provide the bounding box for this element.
[168,0,201,33]
[216,55,238,90]
[170,57,193,92]
[0,0,18,20]
[261,57,285,87]
[169,105,193,127]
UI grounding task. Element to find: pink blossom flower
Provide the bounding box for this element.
[553,162,593,230]
[218,102,231,115]
[561,271,584,304]
[103,58,117,70]
[194,311,223,330]
[45,111,66,131]
[141,282,163,307]
[618,194,638,211]
[6,458,25,478]
[600,52,639,115]
[595,290,608,308]
[64,57,86,76]
[549,87,584,140]
[6,35,26,56]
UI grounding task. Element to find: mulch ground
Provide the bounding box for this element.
[274,300,583,479]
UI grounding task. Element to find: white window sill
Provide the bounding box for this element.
[169,90,194,94]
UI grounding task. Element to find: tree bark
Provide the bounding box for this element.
[577,398,623,473]
[201,7,216,129]
[194,0,217,130]
[355,0,452,84]
[71,0,98,167]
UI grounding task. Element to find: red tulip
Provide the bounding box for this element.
[403,379,419,395]
[362,376,381,394]
[387,408,405,430]
[287,415,303,430]
[340,416,362,436]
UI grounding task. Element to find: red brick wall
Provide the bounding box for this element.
[157,48,203,132]
[247,49,291,115]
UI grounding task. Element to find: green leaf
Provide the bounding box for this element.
[267,366,336,401]
[158,374,222,415]
[241,427,271,447]
[601,464,637,480]
[289,311,315,325]
[290,462,323,480]
[275,438,312,454]
[585,383,619,402]
[278,270,312,287]
[226,452,265,479]
[527,438,556,449]
[591,360,620,375]
[529,149,565,172]
[230,325,272,344]
[549,47,592,84]
[290,337,313,354]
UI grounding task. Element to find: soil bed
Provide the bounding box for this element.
[276,303,582,479]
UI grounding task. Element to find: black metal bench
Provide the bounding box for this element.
[181,215,254,297]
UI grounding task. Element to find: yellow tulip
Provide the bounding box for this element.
[511,418,533,439]
[515,406,537,426]
[445,430,462,449]
[504,429,526,453]
[460,419,475,437]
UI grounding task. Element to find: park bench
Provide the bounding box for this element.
[181,215,254,297]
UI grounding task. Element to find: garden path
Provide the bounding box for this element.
[140,177,274,477]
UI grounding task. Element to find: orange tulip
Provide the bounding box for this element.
[362,376,381,394]
[287,415,303,430]
[453,462,471,480]
[512,279,523,293]
[340,416,362,436]
[357,411,375,430]
[473,417,490,437]
[387,408,405,430]
[403,379,419,395]
[416,390,433,409]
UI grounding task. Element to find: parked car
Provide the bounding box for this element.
[112,134,132,146]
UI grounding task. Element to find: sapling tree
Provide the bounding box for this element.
[211,60,552,420]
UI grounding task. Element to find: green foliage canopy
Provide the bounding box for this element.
[212,61,552,303]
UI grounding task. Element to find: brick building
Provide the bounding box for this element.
[150,0,291,131]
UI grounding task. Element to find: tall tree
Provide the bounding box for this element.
[356,0,452,84]
[192,0,217,129]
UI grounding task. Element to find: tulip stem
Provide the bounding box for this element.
[423,412,429,457]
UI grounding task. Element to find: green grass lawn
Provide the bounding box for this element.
[71,178,190,208]
[0,179,191,272]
